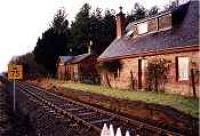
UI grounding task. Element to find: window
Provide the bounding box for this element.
[126,30,134,38]
[178,57,189,81]
[138,22,148,34]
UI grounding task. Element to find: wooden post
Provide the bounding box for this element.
[191,69,196,97]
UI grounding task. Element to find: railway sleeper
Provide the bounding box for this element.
[76,111,97,117]
[90,118,113,125]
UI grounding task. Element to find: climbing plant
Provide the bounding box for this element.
[147,58,168,92]
[96,60,122,78]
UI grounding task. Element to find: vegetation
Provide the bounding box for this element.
[147,58,169,92]
[33,9,71,75]
[9,53,46,79]
[53,80,199,118]
[10,1,180,77]
[69,4,116,55]
[96,60,122,72]
[32,2,160,76]
[148,6,159,16]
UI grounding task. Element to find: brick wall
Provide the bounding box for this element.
[65,56,97,81]
[100,50,200,97]
[116,12,125,38]
[57,65,65,80]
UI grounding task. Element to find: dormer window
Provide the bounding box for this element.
[159,14,172,31]
[138,22,148,34]
[125,12,172,39]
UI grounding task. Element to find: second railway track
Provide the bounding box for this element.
[15,81,184,136]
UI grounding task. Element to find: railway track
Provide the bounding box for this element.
[15,81,183,136]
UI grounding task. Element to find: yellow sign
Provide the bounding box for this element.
[8,64,23,80]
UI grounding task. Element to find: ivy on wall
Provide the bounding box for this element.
[96,60,122,78]
[147,58,169,92]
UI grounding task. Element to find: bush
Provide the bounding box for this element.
[147,58,168,92]
[96,60,122,78]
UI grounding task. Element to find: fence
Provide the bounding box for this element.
[101,123,138,136]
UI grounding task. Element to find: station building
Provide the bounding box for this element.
[98,1,199,97]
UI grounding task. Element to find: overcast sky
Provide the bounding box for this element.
[0,0,188,72]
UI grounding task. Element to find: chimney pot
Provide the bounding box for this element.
[119,6,123,13]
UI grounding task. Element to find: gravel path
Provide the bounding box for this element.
[15,83,97,136]
[0,82,12,136]
[0,81,35,136]
[0,80,98,136]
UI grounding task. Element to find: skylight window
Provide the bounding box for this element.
[138,22,148,34]
[126,30,134,38]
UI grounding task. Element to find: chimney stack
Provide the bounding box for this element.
[116,6,125,38]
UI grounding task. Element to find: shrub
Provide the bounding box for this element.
[96,60,122,78]
[147,58,168,92]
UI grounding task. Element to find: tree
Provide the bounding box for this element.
[126,3,147,25]
[52,8,69,34]
[89,8,116,55]
[9,53,46,79]
[133,3,146,19]
[147,58,168,92]
[99,9,116,54]
[33,8,70,75]
[148,6,159,16]
[70,3,91,55]
[70,4,116,55]
[164,0,179,11]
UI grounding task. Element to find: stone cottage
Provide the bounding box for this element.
[98,1,199,97]
[57,56,73,80]
[65,53,97,81]
[57,47,97,82]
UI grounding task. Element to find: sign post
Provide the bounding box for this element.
[13,79,16,112]
[8,64,23,112]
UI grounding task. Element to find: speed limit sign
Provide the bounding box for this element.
[8,64,23,80]
[8,64,23,112]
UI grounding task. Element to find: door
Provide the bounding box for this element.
[138,59,148,89]
[138,59,142,89]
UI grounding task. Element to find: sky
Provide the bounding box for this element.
[0,0,187,72]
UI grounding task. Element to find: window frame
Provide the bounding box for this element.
[138,22,148,34]
[177,57,190,81]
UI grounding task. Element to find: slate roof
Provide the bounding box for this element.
[58,53,93,65]
[98,1,199,61]
[58,56,73,63]
[69,53,92,64]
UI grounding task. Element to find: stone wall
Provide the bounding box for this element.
[100,50,200,97]
[57,65,65,80]
[65,56,97,81]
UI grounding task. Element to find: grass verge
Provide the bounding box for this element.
[52,80,199,118]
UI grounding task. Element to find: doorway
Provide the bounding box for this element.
[138,59,142,89]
